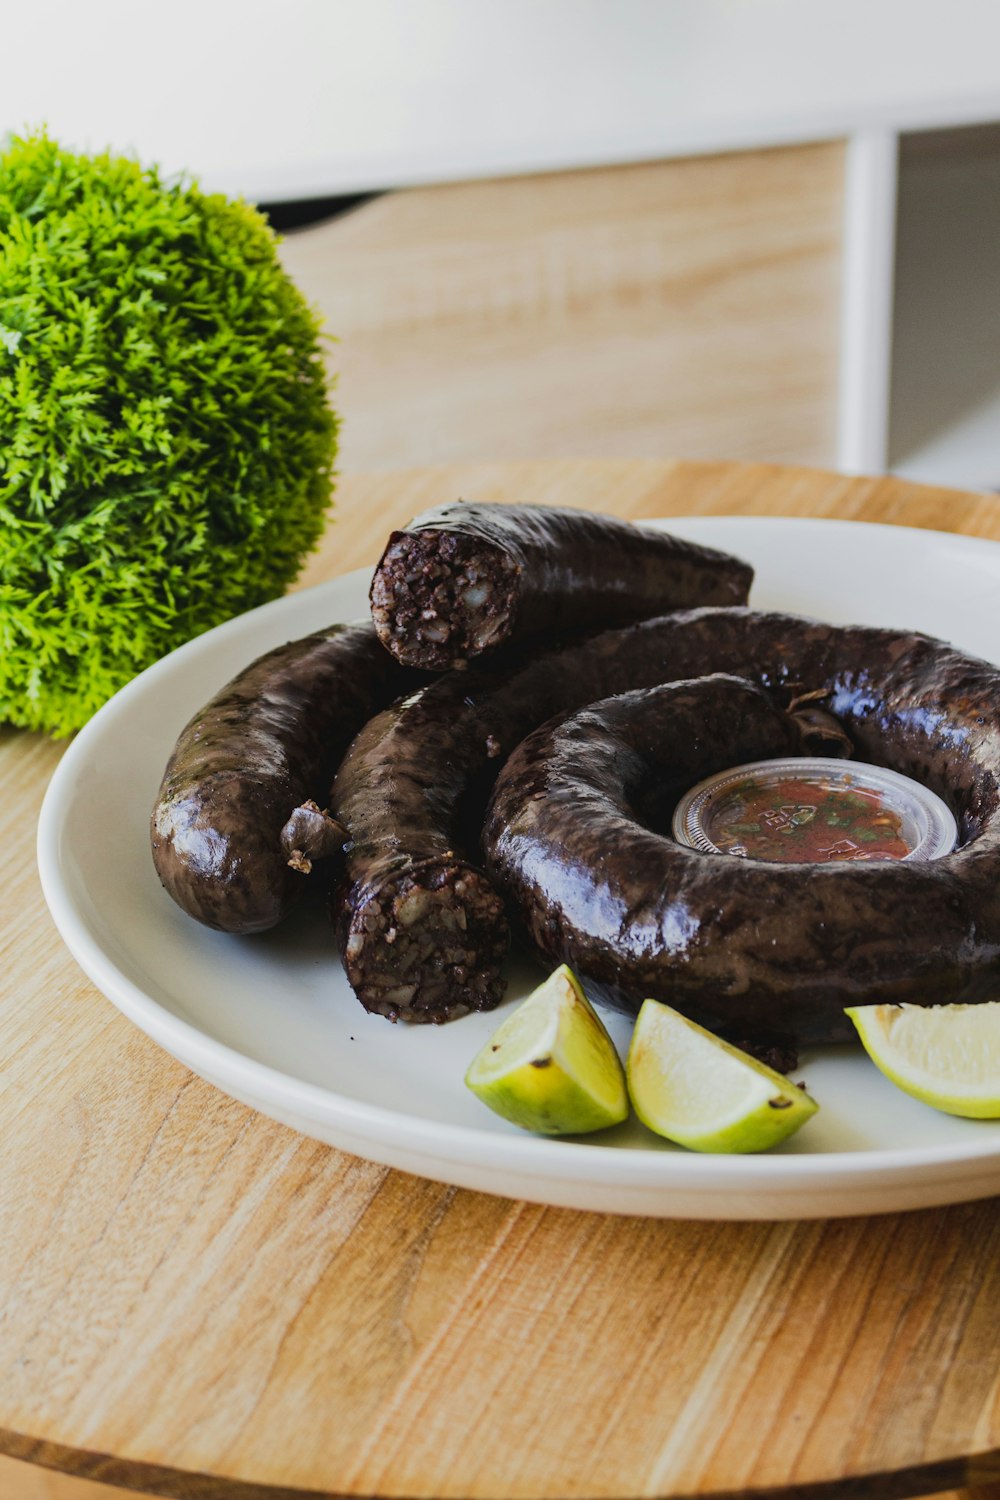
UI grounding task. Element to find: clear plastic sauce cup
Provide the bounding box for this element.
[671,757,958,864]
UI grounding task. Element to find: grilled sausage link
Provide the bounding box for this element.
[369,501,753,669]
[332,606,1000,1034]
[152,621,416,933]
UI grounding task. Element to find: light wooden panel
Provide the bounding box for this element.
[279,145,845,474]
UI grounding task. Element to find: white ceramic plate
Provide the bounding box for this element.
[37,517,1000,1220]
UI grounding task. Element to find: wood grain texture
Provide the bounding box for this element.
[278,145,845,475]
[0,1453,153,1500]
[1,1458,997,1500]
[2,459,1000,1500]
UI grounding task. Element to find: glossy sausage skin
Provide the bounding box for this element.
[483,670,1000,1046]
[333,606,1000,1033]
[369,502,754,669]
[151,622,416,934]
[483,676,812,1043]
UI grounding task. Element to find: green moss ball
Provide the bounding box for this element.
[0,132,338,736]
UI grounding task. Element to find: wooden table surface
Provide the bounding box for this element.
[3,458,1000,1500]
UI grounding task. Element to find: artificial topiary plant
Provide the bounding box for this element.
[0,131,338,736]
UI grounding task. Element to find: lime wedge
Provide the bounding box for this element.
[465,965,628,1135]
[846,1002,1000,1118]
[626,999,818,1152]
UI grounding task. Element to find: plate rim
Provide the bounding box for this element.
[36,515,1000,1197]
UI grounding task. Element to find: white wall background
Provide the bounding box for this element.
[4,0,1000,199]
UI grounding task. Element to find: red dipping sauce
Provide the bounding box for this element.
[704,775,910,863]
[672,757,958,866]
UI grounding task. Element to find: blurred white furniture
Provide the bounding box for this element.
[7,0,1000,483]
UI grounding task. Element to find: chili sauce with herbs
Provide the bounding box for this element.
[706,775,912,863]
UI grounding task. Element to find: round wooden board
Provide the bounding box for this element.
[3,459,1000,1500]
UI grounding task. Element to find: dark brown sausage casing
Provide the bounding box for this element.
[151,621,416,934]
[369,501,754,669]
[482,671,1000,1046]
[333,606,1000,1036]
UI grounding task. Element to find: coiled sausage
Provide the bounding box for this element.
[483,669,1000,1046]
